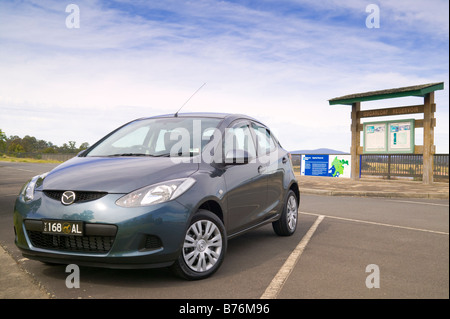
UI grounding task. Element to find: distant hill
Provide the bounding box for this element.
[290,148,348,155]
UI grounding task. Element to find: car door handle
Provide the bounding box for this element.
[258,165,263,174]
[282,157,288,164]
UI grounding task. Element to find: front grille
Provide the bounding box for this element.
[43,190,107,203]
[27,231,115,253]
[24,220,117,253]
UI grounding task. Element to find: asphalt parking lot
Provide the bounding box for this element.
[0,161,448,300]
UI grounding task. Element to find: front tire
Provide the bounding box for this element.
[171,210,227,280]
[272,190,298,236]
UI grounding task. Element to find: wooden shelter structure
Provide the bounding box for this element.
[329,82,444,184]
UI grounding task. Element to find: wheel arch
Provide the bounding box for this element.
[197,199,224,224]
[289,181,300,206]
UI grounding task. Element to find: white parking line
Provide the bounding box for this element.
[260,214,324,299]
[300,211,449,235]
[261,209,448,299]
[387,199,449,207]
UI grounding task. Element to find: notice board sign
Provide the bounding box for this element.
[364,122,387,153]
[301,155,351,178]
[363,119,415,154]
[388,121,414,153]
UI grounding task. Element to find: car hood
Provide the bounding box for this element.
[40,156,199,193]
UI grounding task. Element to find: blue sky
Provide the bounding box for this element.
[0,0,448,152]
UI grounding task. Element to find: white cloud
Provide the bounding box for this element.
[0,0,448,153]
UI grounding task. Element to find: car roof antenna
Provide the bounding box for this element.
[174,82,206,117]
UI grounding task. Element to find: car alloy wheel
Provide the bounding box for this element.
[183,219,222,272]
[172,210,227,280]
[272,190,298,236]
[286,194,298,231]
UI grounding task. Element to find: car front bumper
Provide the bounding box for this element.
[13,191,191,269]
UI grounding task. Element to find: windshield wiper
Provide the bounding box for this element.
[107,152,195,157]
[107,153,152,157]
[152,153,171,157]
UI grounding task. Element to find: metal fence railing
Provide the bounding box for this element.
[361,154,448,181]
[433,154,450,180]
[291,154,302,175]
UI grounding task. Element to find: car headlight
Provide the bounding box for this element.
[20,172,48,202]
[116,177,196,207]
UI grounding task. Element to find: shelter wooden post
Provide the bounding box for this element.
[423,92,435,184]
[329,82,444,184]
[350,102,360,180]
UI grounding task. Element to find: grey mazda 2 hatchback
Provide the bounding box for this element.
[14,113,299,280]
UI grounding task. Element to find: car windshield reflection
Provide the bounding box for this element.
[86,117,221,158]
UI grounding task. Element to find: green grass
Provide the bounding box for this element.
[0,155,62,164]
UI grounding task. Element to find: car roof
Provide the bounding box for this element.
[138,112,262,124]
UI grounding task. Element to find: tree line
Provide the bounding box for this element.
[0,129,89,156]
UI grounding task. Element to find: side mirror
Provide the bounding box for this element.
[225,149,251,164]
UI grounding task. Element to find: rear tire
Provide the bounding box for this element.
[272,190,298,236]
[171,210,227,280]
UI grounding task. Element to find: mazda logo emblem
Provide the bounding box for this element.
[61,191,76,205]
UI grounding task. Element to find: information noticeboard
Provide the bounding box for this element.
[301,154,351,178]
[363,119,415,154]
[364,122,387,153]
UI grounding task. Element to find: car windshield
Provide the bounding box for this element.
[86,117,222,157]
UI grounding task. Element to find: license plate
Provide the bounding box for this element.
[42,220,84,236]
